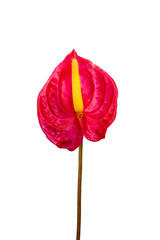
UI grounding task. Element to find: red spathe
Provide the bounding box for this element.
[37,50,118,151]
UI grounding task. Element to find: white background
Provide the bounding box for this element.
[0,0,160,239]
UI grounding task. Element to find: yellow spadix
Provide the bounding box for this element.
[72,59,84,113]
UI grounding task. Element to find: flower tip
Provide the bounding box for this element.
[71,49,77,58]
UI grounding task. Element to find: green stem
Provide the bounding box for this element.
[76,141,83,240]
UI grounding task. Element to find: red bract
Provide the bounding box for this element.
[37,50,118,151]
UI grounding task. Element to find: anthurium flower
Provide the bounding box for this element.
[37,50,118,151]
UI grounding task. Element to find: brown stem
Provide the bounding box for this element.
[76,141,83,240]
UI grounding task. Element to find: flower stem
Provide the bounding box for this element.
[76,141,83,240]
